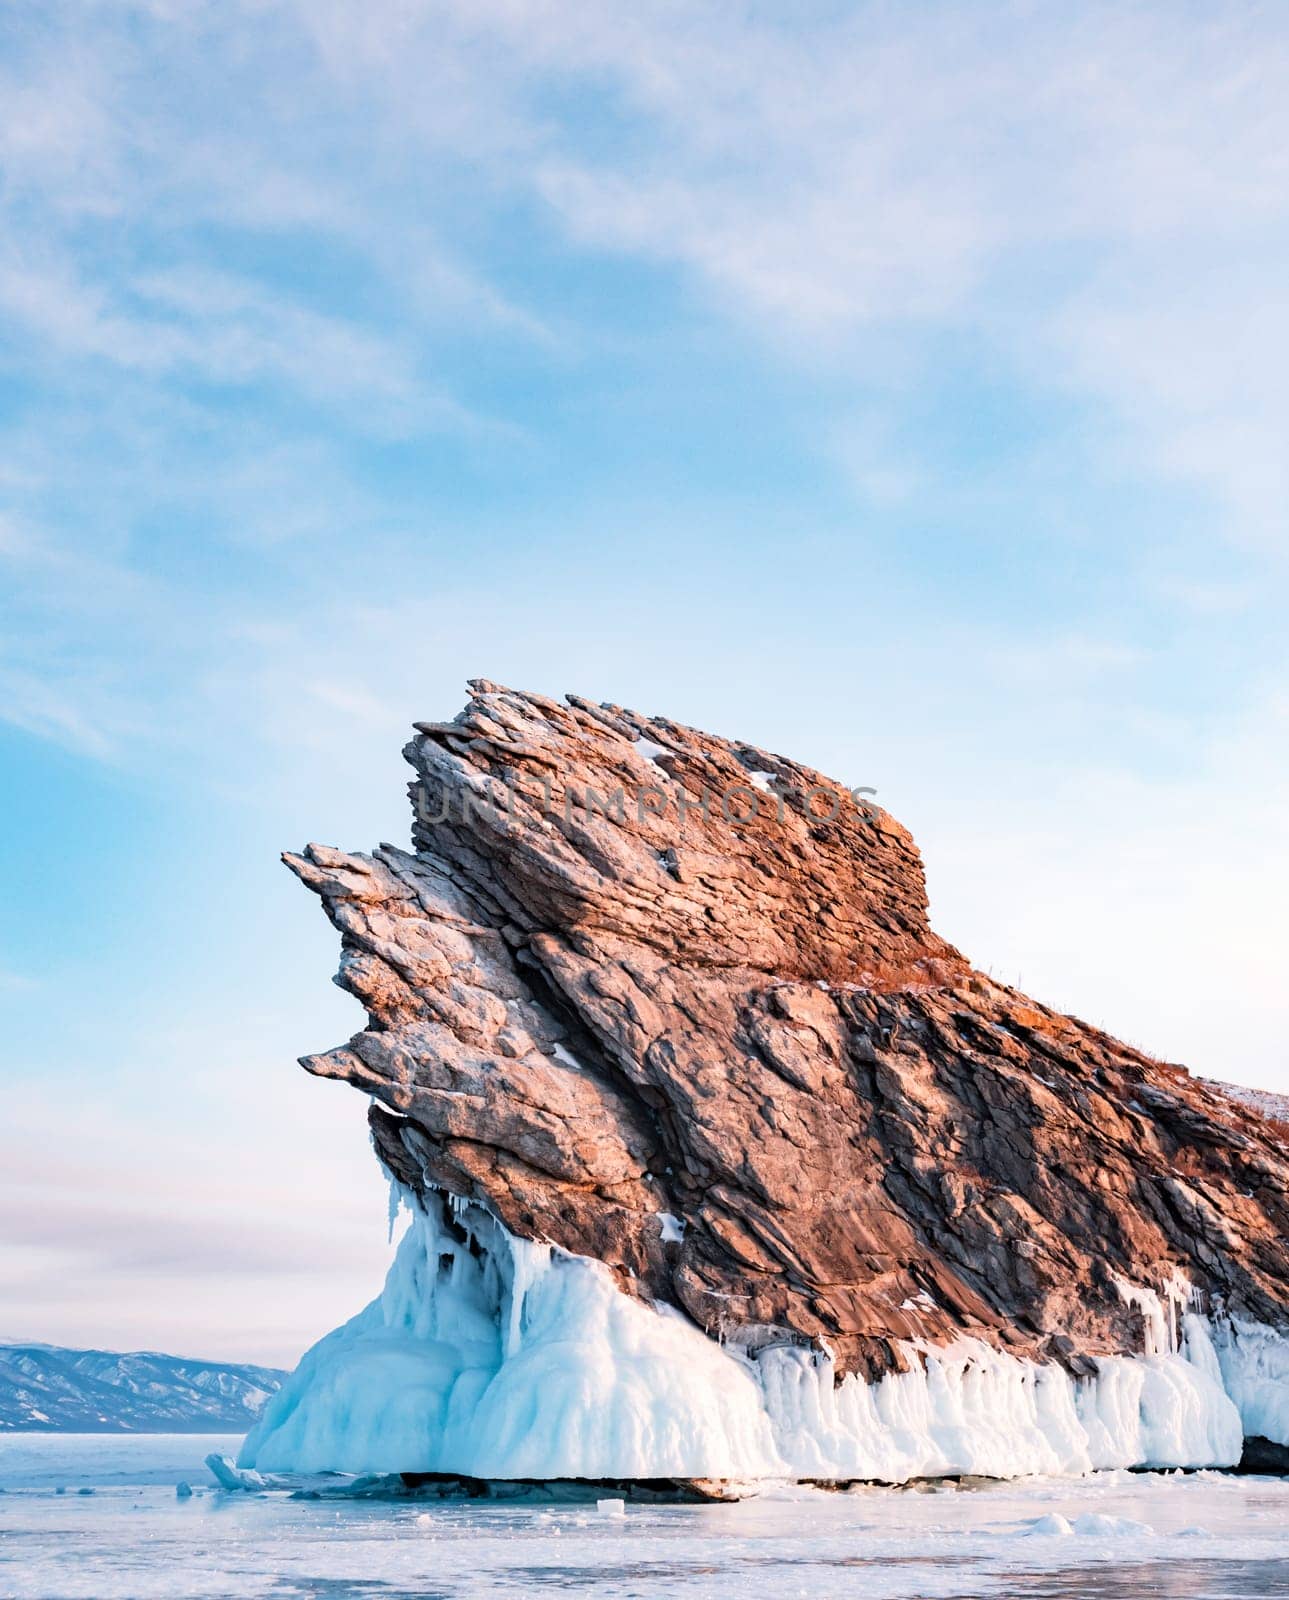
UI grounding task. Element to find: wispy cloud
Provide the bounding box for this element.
[0,251,448,431]
[0,667,121,759]
[8,1,1289,547]
[315,0,1289,550]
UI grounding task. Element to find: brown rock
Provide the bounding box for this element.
[287,682,1289,1378]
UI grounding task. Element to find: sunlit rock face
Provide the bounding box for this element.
[272,680,1289,1479]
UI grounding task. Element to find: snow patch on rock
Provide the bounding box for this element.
[634,739,671,768]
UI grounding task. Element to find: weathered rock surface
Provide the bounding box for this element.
[288,681,1289,1382]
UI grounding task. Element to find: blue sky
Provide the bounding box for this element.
[2,1,1287,1364]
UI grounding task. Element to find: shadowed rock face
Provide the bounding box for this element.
[287,681,1289,1381]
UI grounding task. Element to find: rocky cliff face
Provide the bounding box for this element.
[288,681,1289,1386]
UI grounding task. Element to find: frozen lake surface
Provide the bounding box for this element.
[2,1435,1288,1599]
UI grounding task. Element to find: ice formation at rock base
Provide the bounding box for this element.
[260,684,1289,1487]
[240,1187,1285,1485]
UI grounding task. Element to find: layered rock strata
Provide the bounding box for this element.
[285,681,1289,1393]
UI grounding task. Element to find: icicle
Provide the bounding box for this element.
[1112,1271,1195,1358]
[504,1234,553,1358]
[386,1175,403,1244]
[237,1190,1283,1484]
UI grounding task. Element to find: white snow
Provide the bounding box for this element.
[1071,1511,1154,1536]
[656,1212,686,1243]
[548,1040,588,1072]
[1202,1076,1289,1125]
[900,1290,938,1312]
[238,1186,1287,1484]
[1024,1510,1153,1537]
[1024,1512,1074,1536]
[746,770,776,792]
[634,739,671,767]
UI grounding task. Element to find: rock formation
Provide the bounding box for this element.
[285,680,1289,1398]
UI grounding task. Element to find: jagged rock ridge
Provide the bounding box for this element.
[287,681,1289,1384]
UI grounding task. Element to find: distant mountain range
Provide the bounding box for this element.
[0,1343,286,1432]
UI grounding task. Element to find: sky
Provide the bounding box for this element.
[1,0,1287,1367]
